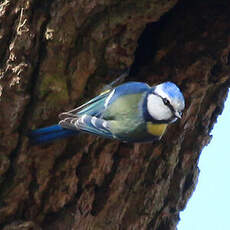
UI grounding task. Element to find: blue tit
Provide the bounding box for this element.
[29,81,185,144]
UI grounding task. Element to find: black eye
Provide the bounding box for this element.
[163,98,170,106]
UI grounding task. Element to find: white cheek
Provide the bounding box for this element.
[147,95,172,121]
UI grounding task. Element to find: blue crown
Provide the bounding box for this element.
[161,82,185,104]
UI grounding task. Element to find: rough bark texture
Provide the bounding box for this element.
[0,0,230,229]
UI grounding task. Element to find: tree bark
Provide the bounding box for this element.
[0,0,230,229]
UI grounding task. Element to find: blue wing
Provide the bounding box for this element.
[58,81,150,138]
[59,114,114,139]
[59,89,112,119]
[59,82,150,119]
[105,82,150,107]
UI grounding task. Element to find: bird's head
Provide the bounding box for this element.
[146,81,185,123]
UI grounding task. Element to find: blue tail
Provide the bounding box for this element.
[28,124,79,145]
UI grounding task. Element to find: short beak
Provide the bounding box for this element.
[174,111,182,119]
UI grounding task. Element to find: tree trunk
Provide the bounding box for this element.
[0,0,230,229]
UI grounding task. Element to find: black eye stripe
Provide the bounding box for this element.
[161,97,175,113]
[151,92,176,113]
[163,98,170,105]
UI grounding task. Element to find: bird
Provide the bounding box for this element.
[28,81,185,145]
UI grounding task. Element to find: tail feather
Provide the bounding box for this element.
[28,124,78,145]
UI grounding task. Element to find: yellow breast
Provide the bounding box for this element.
[146,122,168,137]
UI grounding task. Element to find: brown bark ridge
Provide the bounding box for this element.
[0,0,229,229]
